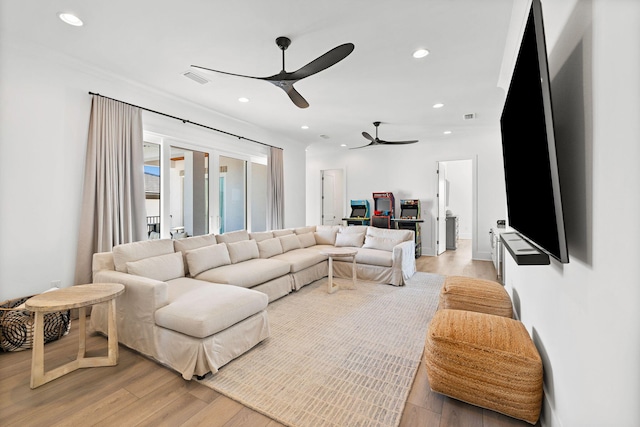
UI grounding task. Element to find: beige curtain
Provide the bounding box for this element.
[74,95,146,284]
[267,146,285,230]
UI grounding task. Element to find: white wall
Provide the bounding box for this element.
[443,159,473,239]
[306,130,506,259]
[0,39,306,300]
[503,1,640,425]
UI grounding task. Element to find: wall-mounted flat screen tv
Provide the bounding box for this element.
[500,0,569,263]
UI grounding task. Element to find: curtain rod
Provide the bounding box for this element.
[88,92,281,150]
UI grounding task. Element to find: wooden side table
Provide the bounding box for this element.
[320,247,358,294]
[25,283,124,388]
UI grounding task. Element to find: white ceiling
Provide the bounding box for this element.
[1,0,522,149]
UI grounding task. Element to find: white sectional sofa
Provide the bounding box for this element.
[90,225,416,379]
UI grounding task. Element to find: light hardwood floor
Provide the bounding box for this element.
[0,240,538,426]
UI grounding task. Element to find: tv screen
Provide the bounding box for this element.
[500,0,569,263]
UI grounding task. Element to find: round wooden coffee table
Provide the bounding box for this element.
[320,247,358,293]
[25,283,124,388]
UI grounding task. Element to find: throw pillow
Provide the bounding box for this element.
[298,232,317,248]
[362,235,403,252]
[335,232,365,248]
[314,229,337,245]
[126,252,185,282]
[185,243,231,277]
[272,229,294,237]
[258,238,283,259]
[173,234,217,275]
[226,239,259,264]
[279,234,302,252]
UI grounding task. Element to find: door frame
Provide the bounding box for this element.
[434,157,478,258]
[320,168,346,226]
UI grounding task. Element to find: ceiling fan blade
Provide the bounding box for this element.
[379,139,419,145]
[284,85,310,109]
[266,80,309,108]
[289,43,355,80]
[191,64,269,80]
[350,142,376,150]
[362,132,374,142]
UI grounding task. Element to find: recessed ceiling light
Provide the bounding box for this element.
[433,103,444,109]
[413,48,430,59]
[340,144,347,147]
[238,97,249,103]
[301,125,309,130]
[444,131,452,135]
[58,12,83,27]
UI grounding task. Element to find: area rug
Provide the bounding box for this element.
[198,272,443,427]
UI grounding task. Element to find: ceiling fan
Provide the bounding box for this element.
[192,36,354,109]
[352,122,419,149]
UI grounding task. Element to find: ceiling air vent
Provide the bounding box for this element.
[183,71,209,85]
[463,113,476,120]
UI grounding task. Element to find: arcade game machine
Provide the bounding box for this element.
[371,192,395,228]
[392,199,424,257]
[342,200,370,226]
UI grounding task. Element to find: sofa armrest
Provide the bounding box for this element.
[393,240,416,281]
[92,270,169,357]
[92,252,115,279]
[93,270,169,315]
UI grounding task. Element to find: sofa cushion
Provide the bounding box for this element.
[249,231,274,242]
[216,229,250,244]
[195,258,291,288]
[366,226,413,242]
[258,237,283,259]
[154,283,268,338]
[173,234,218,275]
[279,234,302,253]
[297,232,316,248]
[173,234,217,253]
[294,226,316,235]
[335,232,365,248]
[354,248,393,267]
[226,240,259,264]
[185,243,231,277]
[113,239,175,273]
[272,229,294,237]
[339,225,368,235]
[272,249,328,273]
[126,252,185,281]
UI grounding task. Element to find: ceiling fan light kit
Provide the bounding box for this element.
[192,36,354,109]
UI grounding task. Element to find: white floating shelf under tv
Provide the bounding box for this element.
[501,232,550,266]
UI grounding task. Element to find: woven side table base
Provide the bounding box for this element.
[439,275,513,318]
[424,309,543,424]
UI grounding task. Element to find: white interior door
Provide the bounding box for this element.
[437,163,447,255]
[321,169,344,225]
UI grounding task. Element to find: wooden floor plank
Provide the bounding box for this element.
[134,392,210,427]
[50,388,138,427]
[93,375,190,427]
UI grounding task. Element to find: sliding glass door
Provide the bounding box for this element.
[218,156,246,234]
[144,132,267,238]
